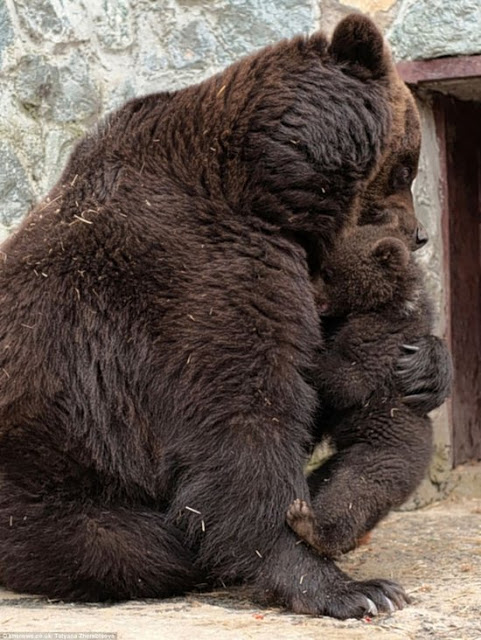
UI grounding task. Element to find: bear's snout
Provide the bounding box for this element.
[414,224,428,249]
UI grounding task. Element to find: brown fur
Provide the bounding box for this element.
[0,15,437,618]
[288,225,444,557]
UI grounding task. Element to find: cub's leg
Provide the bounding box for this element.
[303,405,433,558]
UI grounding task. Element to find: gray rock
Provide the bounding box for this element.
[43,126,84,191]
[0,0,14,65]
[0,142,35,231]
[12,0,74,43]
[14,55,60,119]
[105,80,137,113]
[215,0,314,65]
[52,53,101,123]
[389,0,481,60]
[92,0,134,51]
[14,53,100,124]
[139,50,170,76]
[168,19,217,70]
[412,100,445,327]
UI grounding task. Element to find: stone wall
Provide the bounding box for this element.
[321,0,481,59]
[0,0,317,239]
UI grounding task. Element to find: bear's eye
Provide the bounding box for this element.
[362,208,390,225]
[391,164,414,191]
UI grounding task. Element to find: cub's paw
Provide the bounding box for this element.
[286,499,342,558]
[396,335,453,414]
[286,499,316,539]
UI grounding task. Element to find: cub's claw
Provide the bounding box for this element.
[402,343,420,353]
[395,335,452,415]
[286,499,328,555]
[287,498,312,522]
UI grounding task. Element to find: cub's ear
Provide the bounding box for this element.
[329,14,389,80]
[372,237,410,269]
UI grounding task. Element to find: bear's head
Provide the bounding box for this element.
[139,14,423,270]
[327,15,425,253]
[315,225,421,317]
[237,14,424,261]
[357,87,424,252]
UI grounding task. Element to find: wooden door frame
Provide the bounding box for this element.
[398,56,481,465]
[398,56,481,86]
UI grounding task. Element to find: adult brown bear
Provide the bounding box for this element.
[0,15,450,617]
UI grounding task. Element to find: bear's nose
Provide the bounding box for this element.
[414,225,428,248]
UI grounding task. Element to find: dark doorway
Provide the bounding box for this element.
[435,95,481,465]
[398,56,481,468]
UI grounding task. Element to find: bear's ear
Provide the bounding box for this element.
[329,14,389,80]
[372,237,410,269]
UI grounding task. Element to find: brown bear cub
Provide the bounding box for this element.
[0,13,451,619]
[287,224,436,558]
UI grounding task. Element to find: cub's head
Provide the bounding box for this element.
[316,225,420,317]
[326,15,425,251]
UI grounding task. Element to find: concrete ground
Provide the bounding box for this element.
[1,494,480,640]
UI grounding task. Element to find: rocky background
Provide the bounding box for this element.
[0,0,317,238]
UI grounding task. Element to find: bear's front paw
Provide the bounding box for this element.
[334,578,411,618]
[289,576,411,619]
